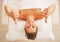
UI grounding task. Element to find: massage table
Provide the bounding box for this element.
[2,0,59,41]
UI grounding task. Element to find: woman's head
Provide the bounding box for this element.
[25,15,38,40]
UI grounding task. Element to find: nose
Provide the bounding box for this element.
[28,21,34,26]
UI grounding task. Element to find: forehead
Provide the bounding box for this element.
[25,26,38,33]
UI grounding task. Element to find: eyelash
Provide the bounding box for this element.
[27,26,30,28]
[32,26,35,28]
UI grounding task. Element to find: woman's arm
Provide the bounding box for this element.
[4,5,19,24]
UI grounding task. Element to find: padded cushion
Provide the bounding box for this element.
[6,16,55,41]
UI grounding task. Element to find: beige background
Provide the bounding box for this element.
[0,0,60,42]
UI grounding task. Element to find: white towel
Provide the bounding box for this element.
[2,0,59,41]
[2,0,59,25]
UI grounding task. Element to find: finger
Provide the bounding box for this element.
[43,8,48,14]
[11,8,17,24]
[42,9,48,15]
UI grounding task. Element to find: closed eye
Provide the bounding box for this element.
[27,26,30,28]
[32,26,35,28]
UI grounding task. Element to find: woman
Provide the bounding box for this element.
[2,0,59,40]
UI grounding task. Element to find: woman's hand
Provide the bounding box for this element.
[4,5,19,24]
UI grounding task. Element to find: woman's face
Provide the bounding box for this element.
[25,16,38,40]
[25,21,37,33]
[25,15,37,33]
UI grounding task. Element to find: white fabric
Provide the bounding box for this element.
[2,0,59,41]
[2,0,59,25]
[6,16,55,41]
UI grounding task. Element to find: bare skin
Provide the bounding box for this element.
[25,15,37,33]
[4,4,56,40]
[4,4,56,33]
[4,4,55,23]
[4,5,19,24]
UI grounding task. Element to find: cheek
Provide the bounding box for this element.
[26,23,29,27]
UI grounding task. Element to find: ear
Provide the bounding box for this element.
[48,4,56,15]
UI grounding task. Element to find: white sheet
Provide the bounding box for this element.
[2,0,59,25]
[2,0,59,41]
[6,16,55,41]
